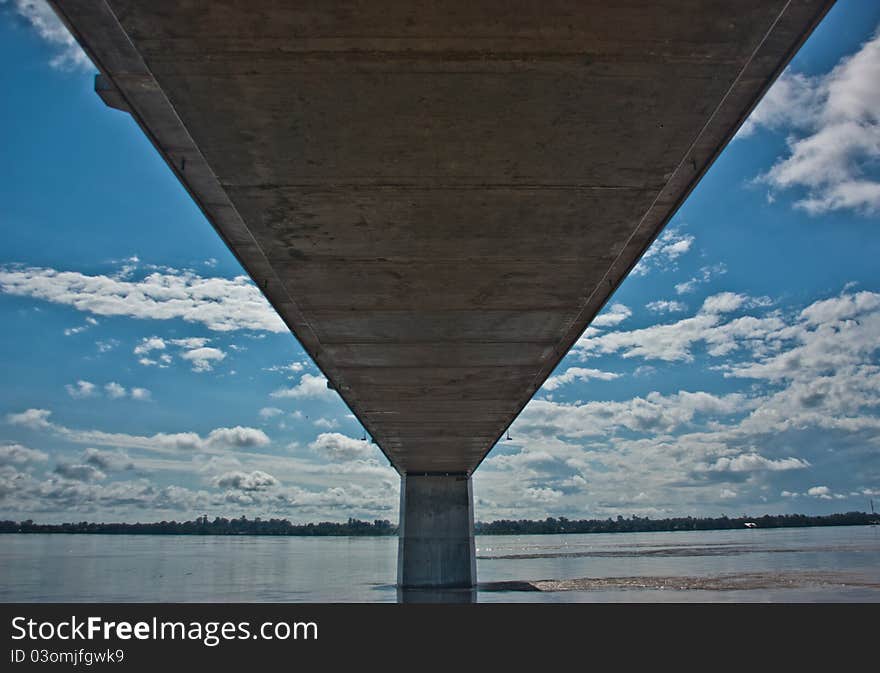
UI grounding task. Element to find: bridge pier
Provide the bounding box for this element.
[397,473,476,590]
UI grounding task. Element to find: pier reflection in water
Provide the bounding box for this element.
[397,587,477,604]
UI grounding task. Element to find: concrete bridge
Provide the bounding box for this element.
[52,0,833,591]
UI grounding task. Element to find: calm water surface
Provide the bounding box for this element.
[2,526,878,602]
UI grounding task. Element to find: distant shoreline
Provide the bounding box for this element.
[2,511,877,536]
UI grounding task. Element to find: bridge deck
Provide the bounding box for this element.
[53,0,832,473]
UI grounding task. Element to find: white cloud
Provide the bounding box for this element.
[6,408,52,429]
[0,266,286,332]
[95,339,119,353]
[486,449,558,470]
[749,29,880,214]
[271,373,333,400]
[169,337,209,349]
[633,229,695,276]
[6,408,270,454]
[65,380,97,398]
[592,303,632,328]
[54,463,105,482]
[719,488,738,499]
[646,300,687,314]
[0,458,399,521]
[62,381,150,400]
[0,443,48,465]
[542,367,620,391]
[264,361,307,376]
[704,453,810,472]
[724,290,880,382]
[675,264,727,295]
[134,336,228,372]
[807,485,833,500]
[213,470,279,492]
[519,390,752,439]
[133,337,166,356]
[3,0,93,70]
[575,304,784,363]
[258,407,283,419]
[524,486,563,504]
[203,427,270,450]
[105,382,126,399]
[703,293,771,316]
[800,290,880,325]
[130,387,151,401]
[64,321,94,336]
[82,448,134,472]
[309,433,374,462]
[179,346,226,373]
[739,72,823,138]
[701,292,748,314]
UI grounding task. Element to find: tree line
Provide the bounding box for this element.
[0,511,877,536]
[0,516,396,536]
[475,511,879,535]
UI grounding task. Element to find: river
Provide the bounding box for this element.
[2,525,878,602]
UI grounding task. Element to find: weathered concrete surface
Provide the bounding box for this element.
[397,474,476,588]
[52,1,833,474]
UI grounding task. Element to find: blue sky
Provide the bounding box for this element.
[1,0,879,523]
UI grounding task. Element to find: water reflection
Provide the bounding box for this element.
[1,526,878,602]
[397,587,476,603]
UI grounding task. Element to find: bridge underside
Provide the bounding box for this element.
[53,0,832,589]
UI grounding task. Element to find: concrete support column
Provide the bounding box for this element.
[397,473,476,589]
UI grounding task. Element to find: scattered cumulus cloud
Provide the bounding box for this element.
[179,346,226,373]
[65,381,150,400]
[81,448,135,472]
[575,292,784,362]
[592,303,632,328]
[271,373,333,400]
[65,380,97,399]
[95,339,119,353]
[309,433,374,462]
[133,337,166,356]
[213,470,279,492]
[7,408,270,454]
[633,228,695,276]
[64,317,98,336]
[542,367,620,391]
[169,338,209,350]
[0,443,48,465]
[675,264,727,295]
[105,382,126,399]
[745,28,880,214]
[134,336,228,372]
[519,390,752,439]
[703,453,810,473]
[701,292,748,314]
[6,408,52,429]
[3,0,93,71]
[0,266,286,332]
[263,362,307,377]
[54,463,106,482]
[646,300,687,314]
